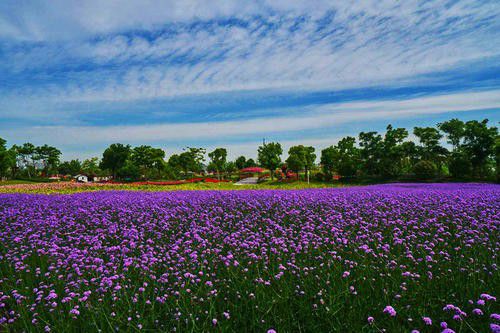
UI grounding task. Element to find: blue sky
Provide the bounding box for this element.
[0,0,499,160]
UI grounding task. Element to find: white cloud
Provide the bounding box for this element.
[3,90,498,151]
[1,0,499,105]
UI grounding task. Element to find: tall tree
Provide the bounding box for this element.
[358,131,383,176]
[12,143,36,178]
[0,137,15,179]
[462,119,497,177]
[380,125,409,178]
[321,137,360,179]
[225,161,237,178]
[438,119,471,178]
[130,145,166,178]
[414,126,448,175]
[58,160,82,176]
[177,147,206,178]
[81,157,102,175]
[245,158,257,168]
[168,154,182,178]
[320,146,336,179]
[258,142,282,180]
[35,144,61,175]
[286,145,316,183]
[100,143,131,178]
[235,156,247,170]
[285,153,304,180]
[208,148,227,180]
[438,118,465,151]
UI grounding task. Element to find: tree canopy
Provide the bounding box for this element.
[258,142,282,180]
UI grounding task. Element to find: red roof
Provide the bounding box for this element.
[239,167,266,173]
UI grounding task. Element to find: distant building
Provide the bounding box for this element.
[74,174,112,183]
[74,174,88,183]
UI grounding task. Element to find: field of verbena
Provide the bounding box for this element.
[0,184,498,332]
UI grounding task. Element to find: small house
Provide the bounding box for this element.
[74,174,89,183]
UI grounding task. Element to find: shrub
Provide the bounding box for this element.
[413,160,437,180]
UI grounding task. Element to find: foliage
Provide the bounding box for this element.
[129,145,166,179]
[100,143,131,178]
[438,118,465,150]
[412,160,437,179]
[286,145,316,183]
[58,159,82,176]
[0,137,15,178]
[208,148,228,180]
[321,137,360,178]
[0,118,498,182]
[258,142,282,180]
[447,151,472,178]
[462,119,497,177]
[116,159,141,180]
[81,157,102,176]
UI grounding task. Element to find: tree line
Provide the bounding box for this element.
[0,118,498,182]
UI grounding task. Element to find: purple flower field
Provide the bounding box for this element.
[0,183,499,332]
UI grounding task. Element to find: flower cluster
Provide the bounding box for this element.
[0,183,498,331]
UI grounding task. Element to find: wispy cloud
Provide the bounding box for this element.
[3,90,499,145]
[2,1,499,102]
[0,1,499,159]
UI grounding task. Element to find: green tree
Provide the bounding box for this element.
[116,159,141,181]
[438,118,465,150]
[358,131,383,176]
[400,141,419,175]
[413,160,437,180]
[13,143,36,178]
[380,125,409,178]
[320,146,336,179]
[58,160,82,176]
[100,143,131,178]
[167,154,182,179]
[81,157,102,175]
[130,146,166,179]
[285,153,304,180]
[177,147,206,178]
[208,148,227,180]
[235,156,247,170]
[35,144,61,175]
[462,119,497,177]
[321,137,360,179]
[447,151,472,178]
[414,126,448,175]
[245,158,257,168]
[0,137,15,179]
[225,161,237,178]
[495,136,500,182]
[257,142,282,180]
[286,145,316,183]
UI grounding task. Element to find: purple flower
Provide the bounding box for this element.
[481,294,496,301]
[367,316,375,324]
[422,316,432,325]
[383,305,397,317]
[472,308,483,316]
